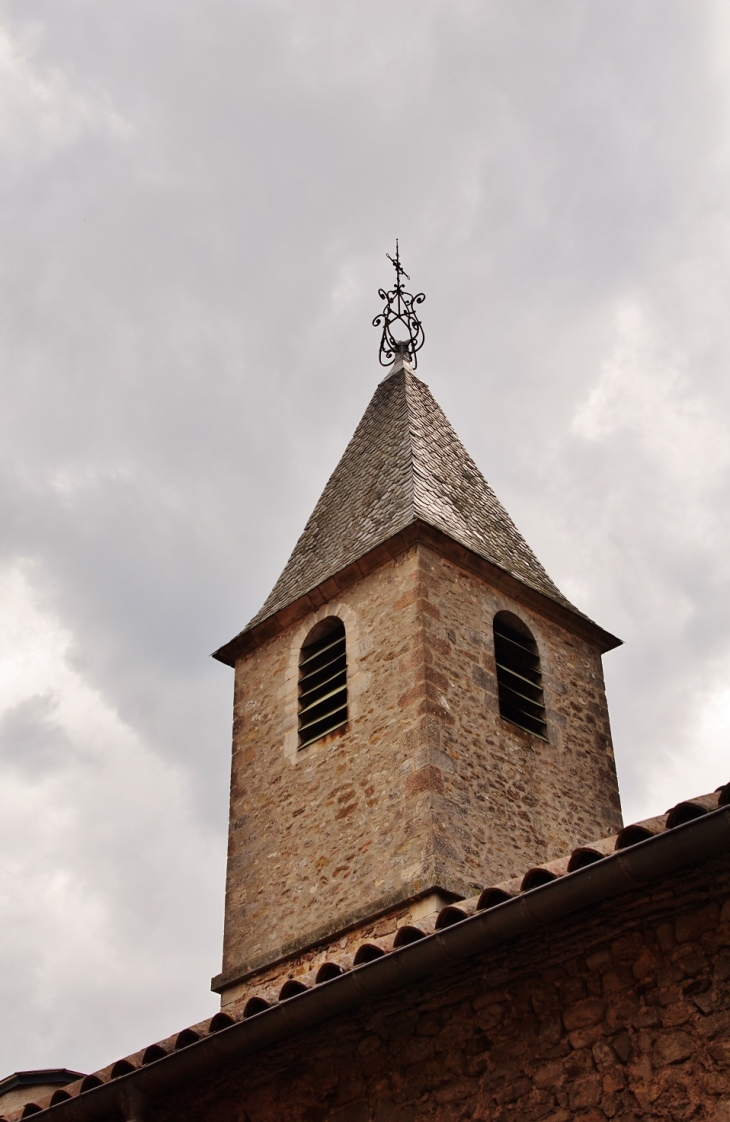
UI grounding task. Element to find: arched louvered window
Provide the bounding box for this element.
[493,612,547,740]
[298,617,348,748]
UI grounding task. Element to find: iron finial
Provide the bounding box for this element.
[372,240,425,369]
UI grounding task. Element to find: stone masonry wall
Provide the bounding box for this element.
[219,892,449,1013]
[219,547,438,987]
[416,545,622,889]
[163,853,730,1122]
[217,543,621,994]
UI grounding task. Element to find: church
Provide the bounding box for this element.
[2,253,729,1122]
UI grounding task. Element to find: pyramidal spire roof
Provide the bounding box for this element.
[214,358,616,665]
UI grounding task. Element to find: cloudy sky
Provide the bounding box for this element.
[1,0,729,1080]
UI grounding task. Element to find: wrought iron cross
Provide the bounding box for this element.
[372,240,425,368]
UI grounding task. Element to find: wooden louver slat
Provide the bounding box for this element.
[494,617,547,740]
[298,619,348,748]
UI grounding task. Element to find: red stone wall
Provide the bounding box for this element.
[171,854,730,1122]
[217,543,621,995]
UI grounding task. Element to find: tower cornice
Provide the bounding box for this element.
[213,520,620,667]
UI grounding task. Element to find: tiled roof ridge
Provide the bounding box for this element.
[401,369,417,526]
[12,782,729,1122]
[219,366,582,656]
[403,370,570,606]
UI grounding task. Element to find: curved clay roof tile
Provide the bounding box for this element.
[567,847,605,872]
[393,924,427,946]
[174,1029,200,1050]
[208,1012,236,1034]
[79,1077,104,1093]
[315,961,345,984]
[243,996,271,1019]
[141,1044,168,1065]
[353,941,387,965]
[110,1060,136,1078]
[477,886,516,911]
[666,801,708,829]
[278,978,310,1001]
[48,1092,71,1107]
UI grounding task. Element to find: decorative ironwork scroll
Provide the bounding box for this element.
[372,240,425,368]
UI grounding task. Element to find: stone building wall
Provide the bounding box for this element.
[417,545,622,889]
[219,547,431,988]
[170,853,730,1122]
[219,893,448,1013]
[217,543,622,995]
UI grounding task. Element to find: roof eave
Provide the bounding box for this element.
[0,1072,84,1095]
[24,806,730,1121]
[212,521,621,667]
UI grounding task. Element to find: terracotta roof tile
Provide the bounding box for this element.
[16,781,728,1121]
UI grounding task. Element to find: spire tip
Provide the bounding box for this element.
[372,242,425,369]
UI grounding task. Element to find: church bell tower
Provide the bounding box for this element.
[211,248,623,1006]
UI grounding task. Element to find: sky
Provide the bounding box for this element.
[0,0,729,1079]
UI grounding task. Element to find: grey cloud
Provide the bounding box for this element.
[0,694,72,775]
[0,0,728,1076]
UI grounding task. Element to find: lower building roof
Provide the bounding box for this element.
[5,782,728,1122]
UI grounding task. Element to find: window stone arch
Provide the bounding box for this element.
[298,616,348,748]
[493,610,547,739]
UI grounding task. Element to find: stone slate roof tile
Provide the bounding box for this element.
[243,364,574,636]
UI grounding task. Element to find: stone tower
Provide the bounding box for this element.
[211,353,623,1005]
